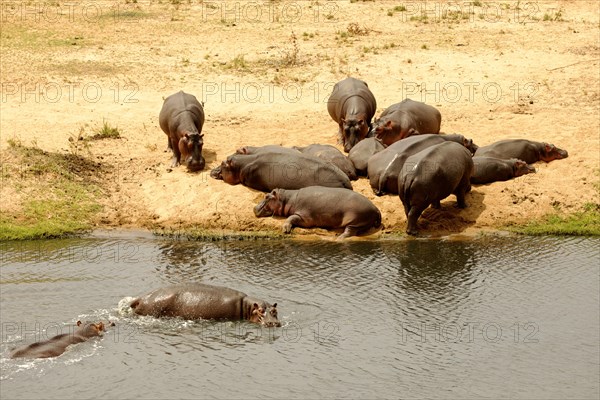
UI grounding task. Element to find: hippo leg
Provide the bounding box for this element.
[455,192,468,208]
[431,200,441,209]
[454,178,470,208]
[337,225,359,240]
[282,215,302,234]
[169,136,181,167]
[406,204,427,236]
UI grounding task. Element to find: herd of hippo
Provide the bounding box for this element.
[184,77,565,237]
[9,77,569,360]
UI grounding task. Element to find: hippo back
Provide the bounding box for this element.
[348,137,386,176]
[294,144,357,180]
[238,152,353,192]
[368,134,447,194]
[327,77,377,122]
[130,283,248,320]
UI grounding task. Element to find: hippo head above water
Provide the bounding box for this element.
[248,301,280,327]
[340,116,370,153]
[180,132,205,172]
[541,143,568,162]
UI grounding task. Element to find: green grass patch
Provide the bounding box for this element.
[90,120,121,140]
[507,203,600,236]
[0,143,105,241]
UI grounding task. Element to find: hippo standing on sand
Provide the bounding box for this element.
[129,283,280,327]
[474,139,568,164]
[399,141,474,235]
[348,137,386,176]
[293,144,358,180]
[254,187,382,239]
[471,157,536,184]
[10,321,110,359]
[368,134,478,196]
[159,91,206,171]
[327,77,377,153]
[210,152,353,192]
[370,99,441,146]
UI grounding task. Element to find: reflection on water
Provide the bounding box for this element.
[1,236,598,399]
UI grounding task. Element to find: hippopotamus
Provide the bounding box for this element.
[347,137,386,176]
[368,134,477,195]
[474,139,568,164]
[327,77,377,153]
[159,91,205,172]
[10,320,110,359]
[129,283,280,327]
[471,157,536,184]
[293,144,357,180]
[399,141,474,235]
[210,152,353,192]
[370,99,441,146]
[254,186,382,239]
[235,145,300,155]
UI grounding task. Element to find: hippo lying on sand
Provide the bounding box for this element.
[130,283,280,327]
[370,99,441,146]
[235,145,300,155]
[159,91,206,172]
[10,321,111,359]
[471,157,536,184]
[210,152,353,191]
[399,141,473,235]
[254,186,382,240]
[348,137,386,176]
[474,139,568,164]
[293,144,357,180]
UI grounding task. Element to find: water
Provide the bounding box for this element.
[1,234,598,399]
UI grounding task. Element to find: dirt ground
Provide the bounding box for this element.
[1,0,599,238]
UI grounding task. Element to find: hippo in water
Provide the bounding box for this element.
[327,77,377,152]
[159,91,206,172]
[10,320,111,359]
[129,283,280,327]
[347,137,386,176]
[474,139,568,164]
[471,157,536,184]
[370,99,441,146]
[368,134,478,196]
[399,141,474,235]
[293,144,358,180]
[254,186,382,240]
[210,152,353,192]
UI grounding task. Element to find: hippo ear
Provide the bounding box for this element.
[77,320,82,327]
[252,303,259,311]
[385,120,392,128]
[544,143,552,152]
[272,303,277,308]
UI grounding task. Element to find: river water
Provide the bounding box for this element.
[1,234,598,399]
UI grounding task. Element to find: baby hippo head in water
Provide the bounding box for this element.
[250,302,281,327]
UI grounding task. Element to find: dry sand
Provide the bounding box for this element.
[1,0,598,238]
